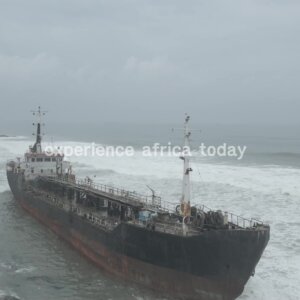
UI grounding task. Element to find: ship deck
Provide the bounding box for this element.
[38,175,176,213]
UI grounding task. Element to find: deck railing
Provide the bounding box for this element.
[42,175,177,213]
[41,176,263,229]
[195,204,264,228]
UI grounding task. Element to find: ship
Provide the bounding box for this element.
[6,107,270,300]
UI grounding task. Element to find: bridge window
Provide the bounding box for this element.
[37,158,43,162]
[31,168,34,173]
[31,158,35,162]
[52,158,56,162]
[41,169,43,173]
[45,157,51,162]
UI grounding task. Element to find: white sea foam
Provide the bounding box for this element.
[14,266,36,274]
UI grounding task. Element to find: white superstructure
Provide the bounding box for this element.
[7,106,72,181]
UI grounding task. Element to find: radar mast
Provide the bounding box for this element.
[31,106,47,154]
[181,114,192,234]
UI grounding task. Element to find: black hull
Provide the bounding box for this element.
[6,171,270,300]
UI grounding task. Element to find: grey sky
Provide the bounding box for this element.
[0,0,299,124]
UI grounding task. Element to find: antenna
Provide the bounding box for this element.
[30,106,48,154]
[171,114,201,148]
[171,114,201,134]
[31,106,47,125]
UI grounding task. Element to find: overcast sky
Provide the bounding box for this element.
[0,0,299,124]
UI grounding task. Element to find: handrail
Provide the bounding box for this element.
[41,176,177,213]
[195,204,264,228]
[40,176,263,229]
[29,187,121,231]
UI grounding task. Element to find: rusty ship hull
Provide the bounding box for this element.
[7,170,270,300]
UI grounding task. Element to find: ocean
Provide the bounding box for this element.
[0,123,299,300]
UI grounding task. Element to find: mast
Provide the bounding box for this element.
[31,106,47,154]
[180,114,192,234]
